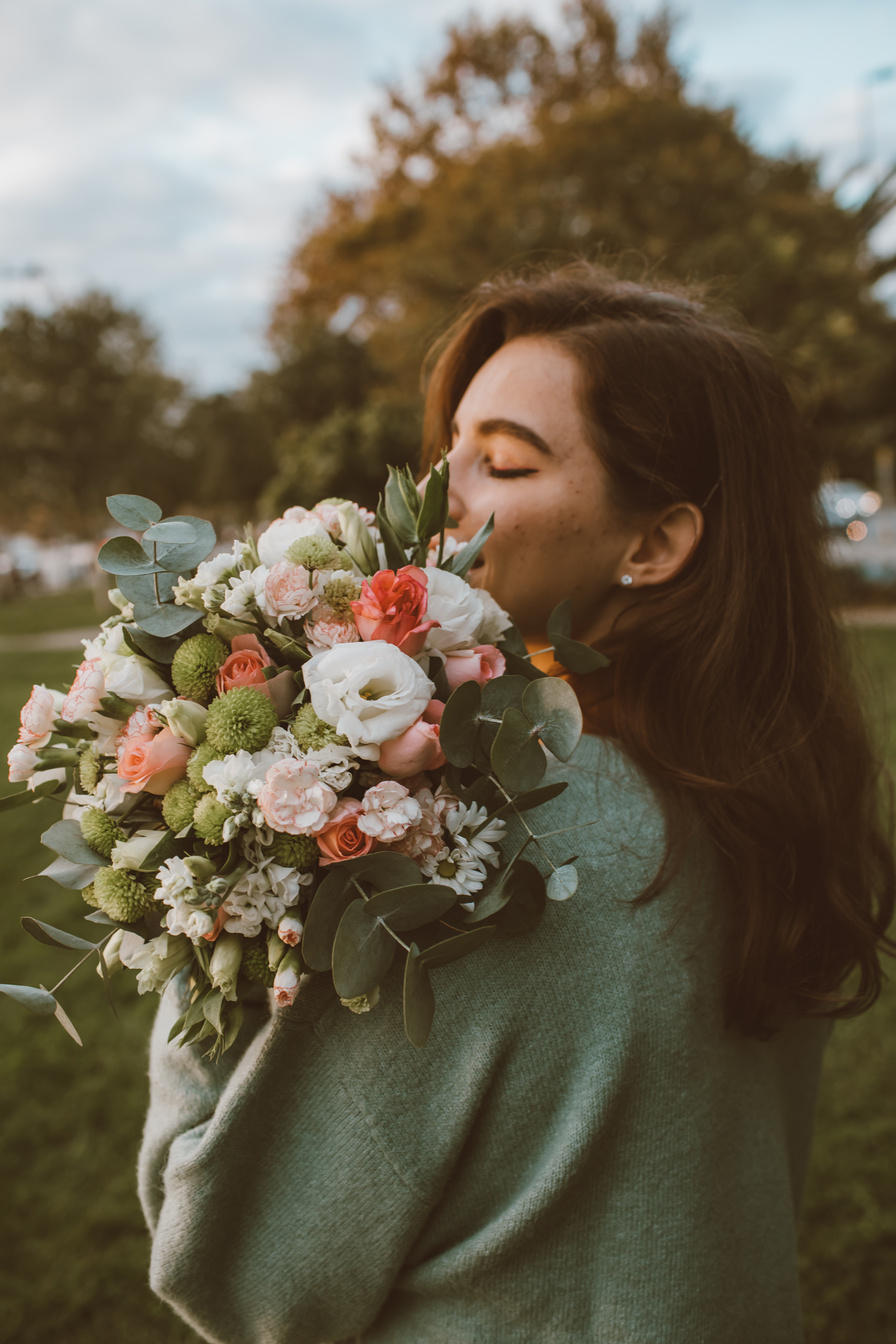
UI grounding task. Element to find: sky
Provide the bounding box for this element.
[1,0,894,393]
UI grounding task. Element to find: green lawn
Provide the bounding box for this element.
[0,586,112,638]
[0,631,895,1343]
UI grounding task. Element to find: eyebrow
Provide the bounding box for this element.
[451,416,554,456]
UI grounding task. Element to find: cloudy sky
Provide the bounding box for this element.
[1,0,894,391]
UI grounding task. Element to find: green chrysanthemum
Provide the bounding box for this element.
[322,574,362,616]
[161,778,201,832]
[186,741,225,793]
[92,868,156,922]
[78,745,102,795]
[241,942,276,987]
[80,881,100,909]
[266,831,319,869]
[193,795,232,845]
[79,807,126,859]
[290,703,347,752]
[171,633,229,704]
[284,536,339,571]
[206,686,278,754]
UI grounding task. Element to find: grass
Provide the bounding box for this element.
[1,628,895,1341]
[0,587,111,638]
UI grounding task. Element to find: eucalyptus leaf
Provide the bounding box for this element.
[106,493,163,531]
[462,864,519,923]
[303,852,420,970]
[116,569,179,611]
[418,924,497,968]
[490,707,546,792]
[440,679,482,768]
[481,675,528,717]
[489,780,568,819]
[84,909,117,925]
[500,649,548,682]
[332,899,396,999]
[36,857,93,894]
[54,998,84,1046]
[97,535,166,576]
[0,779,59,812]
[547,864,579,901]
[522,678,582,761]
[496,621,529,658]
[142,520,198,545]
[547,599,610,673]
[41,819,110,868]
[364,883,458,932]
[122,626,181,664]
[496,860,547,934]
[21,917,97,952]
[445,513,494,579]
[142,516,216,573]
[136,603,204,637]
[0,984,57,1016]
[402,944,435,1048]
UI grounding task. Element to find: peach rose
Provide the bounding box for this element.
[350,565,439,657]
[118,725,192,795]
[18,684,60,747]
[443,645,506,692]
[377,699,446,779]
[216,634,272,695]
[316,798,376,866]
[60,659,105,723]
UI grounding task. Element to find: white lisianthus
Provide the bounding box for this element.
[303,640,434,748]
[257,515,329,568]
[421,568,511,655]
[118,930,192,993]
[111,827,164,871]
[209,931,243,1001]
[155,698,208,747]
[220,566,269,620]
[97,624,171,705]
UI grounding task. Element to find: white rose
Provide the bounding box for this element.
[99,625,171,705]
[155,698,208,747]
[422,568,507,654]
[302,640,434,748]
[257,516,329,568]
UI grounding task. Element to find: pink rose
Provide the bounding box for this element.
[262,561,324,625]
[443,645,506,692]
[257,758,337,835]
[118,726,191,795]
[378,699,446,779]
[316,798,376,866]
[18,684,59,747]
[216,634,272,695]
[60,659,105,723]
[357,780,422,842]
[350,566,439,657]
[8,741,39,783]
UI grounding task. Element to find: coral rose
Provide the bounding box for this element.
[216,634,272,694]
[350,565,439,657]
[118,726,192,796]
[316,798,376,866]
[443,645,506,692]
[377,699,446,779]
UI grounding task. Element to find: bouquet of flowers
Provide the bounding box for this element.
[3,460,606,1055]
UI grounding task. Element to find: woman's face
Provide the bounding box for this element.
[444,336,635,643]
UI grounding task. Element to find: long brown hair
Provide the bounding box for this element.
[422,263,895,1036]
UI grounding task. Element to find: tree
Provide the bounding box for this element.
[271,0,896,476]
[0,291,187,537]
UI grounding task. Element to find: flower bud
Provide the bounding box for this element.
[273,948,302,1007]
[209,931,243,1002]
[338,504,379,575]
[156,698,208,747]
[96,928,126,977]
[184,854,217,883]
[277,916,304,946]
[267,928,289,972]
[110,828,164,871]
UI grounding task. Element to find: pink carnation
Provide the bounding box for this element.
[262,561,325,625]
[60,659,105,723]
[18,684,59,747]
[8,741,39,783]
[305,604,360,652]
[257,758,337,835]
[389,786,447,866]
[357,780,422,842]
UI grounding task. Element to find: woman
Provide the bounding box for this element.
[139,265,894,1343]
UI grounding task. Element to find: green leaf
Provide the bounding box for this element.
[499,649,548,682]
[106,494,163,531]
[0,779,59,812]
[144,516,216,573]
[142,520,198,546]
[98,692,137,720]
[203,989,226,1034]
[440,678,482,768]
[384,468,420,546]
[364,883,458,932]
[403,944,435,1048]
[490,707,546,792]
[546,864,579,901]
[462,848,525,922]
[138,829,181,871]
[116,569,180,616]
[136,603,204,637]
[490,780,568,819]
[0,984,57,1016]
[20,917,97,952]
[122,626,181,664]
[54,998,84,1046]
[418,924,497,967]
[546,599,610,673]
[303,852,420,970]
[376,508,410,571]
[416,461,450,543]
[36,855,101,889]
[445,513,494,579]
[496,860,547,934]
[332,899,396,999]
[84,909,117,924]
[41,819,110,868]
[496,621,529,658]
[221,998,244,1052]
[95,942,119,1020]
[522,678,582,761]
[97,535,166,576]
[166,1010,189,1045]
[481,674,528,717]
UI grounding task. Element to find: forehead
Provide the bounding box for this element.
[455,336,588,451]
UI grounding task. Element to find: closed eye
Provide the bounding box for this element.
[488,467,537,479]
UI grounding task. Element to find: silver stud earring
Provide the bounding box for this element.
[620,574,634,587]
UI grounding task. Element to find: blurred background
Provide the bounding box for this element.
[1,2,895,1342]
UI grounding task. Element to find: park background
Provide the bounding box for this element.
[1,1,895,1340]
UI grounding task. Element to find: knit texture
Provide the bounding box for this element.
[139,735,829,1344]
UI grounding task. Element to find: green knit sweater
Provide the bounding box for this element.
[139,735,829,1343]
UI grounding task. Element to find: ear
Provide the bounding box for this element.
[622,503,703,587]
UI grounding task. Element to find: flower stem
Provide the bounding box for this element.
[49,932,113,996]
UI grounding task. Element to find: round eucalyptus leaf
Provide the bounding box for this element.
[418,924,497,968]
[364,883,458,932]
[440,679,482,768]
[403,945,435,1048]
[142,520,199,546]
[332,899,396,999]
[481,674,528,717]
[303,852,420,970]
[116,569,179,612]
[38,856,101,890]
[0,984,57,1016]
[135,603,204,637]
[147,516,216,573]
[97,536,165,576]
[122,626,181,664]
[546,864,579,901]
[552,634,610,675]
[106,494,162,531]
[522,677,583,761]
[495,860,547,934]
[490,707,546,792]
